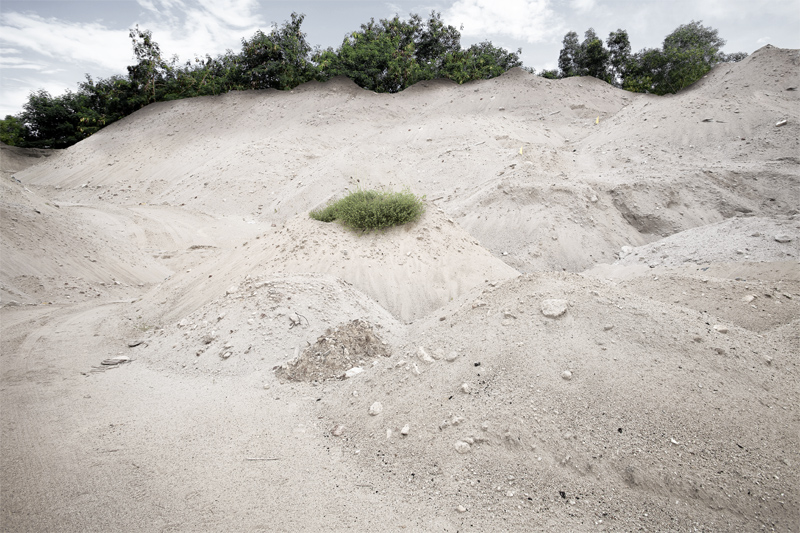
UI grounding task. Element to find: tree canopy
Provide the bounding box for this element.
[552,20,747,95]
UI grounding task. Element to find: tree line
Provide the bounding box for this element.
[0,14,744,149]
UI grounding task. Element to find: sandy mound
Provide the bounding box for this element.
[276,319,392,382]
[2,47,798,532]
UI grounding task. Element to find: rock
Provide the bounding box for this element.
[226,285,238,295]
[127,339,144,347]
[331,424,345,436]
[369,402,383,416]
[454,441,472,454]
[619,245,633,258]
[456,505,467,513]
[713,324,729,334]
[444,351,459,362]
[561,370,573,381]
[603,324,614,331]
[418,347,435,363]
[344,367,364,378]
[400,425,410,436]
[541,299,568,318]
[221,351,232,359]
[774,234,793,243]
[460,382,471,393]
[775,119,787,127]
[101,355,130,366]
[742,294,756,303]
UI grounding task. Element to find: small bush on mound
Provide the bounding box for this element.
[310,188,425,231]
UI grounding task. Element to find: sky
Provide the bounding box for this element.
[1,0,798,117]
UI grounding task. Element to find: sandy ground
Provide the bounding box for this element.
[1,44,798,532]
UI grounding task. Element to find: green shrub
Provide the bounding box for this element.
[310,188,425,231]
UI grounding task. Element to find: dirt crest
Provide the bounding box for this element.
[2,46,798,532]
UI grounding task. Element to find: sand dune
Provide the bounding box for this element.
[1,45,798,532]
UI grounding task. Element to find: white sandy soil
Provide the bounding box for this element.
[1,45,798,532]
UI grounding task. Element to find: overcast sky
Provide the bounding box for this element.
[1,0,798,117]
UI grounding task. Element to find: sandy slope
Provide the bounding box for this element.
[1,45,798,532]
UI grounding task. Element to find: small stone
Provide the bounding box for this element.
[541,299,568,318]
[774,234,792,243]
[127,339,144,347]
[561,370,573,381]
[713,324,729,334]
[603,324,614,331]
[344,367,364,378]
[451,416,465,426]
[775,119,787,127]
[221,351,232,359]
[400,425,410,436]
[418,347,435,363]
[331,424,345,436]
[456,505,467,513]
[742,294,756,303]
[444,351,459,362]
[454,440,472,454]
[783,293,793,299]
[369,402,383,416]
[226,285,238,295]
[460,382,471,393]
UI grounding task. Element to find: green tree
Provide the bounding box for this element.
[19,89,96,148]
[237,12,316,90]
[579,28,611,81]
[440,41,522,84]
[0,115,26,146]
[315,15,429,92]
[623,20,747,95]
[538,69,560,79]
[128,25,171,104]
[558,31,580,77]
[606,29,631,86]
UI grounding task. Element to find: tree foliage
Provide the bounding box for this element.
[0,115,25,146]
[554,20,746,94]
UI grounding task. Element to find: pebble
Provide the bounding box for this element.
[742,294,756,303]
[226,285,238,295]
[369,402,383,416]
[713,324,729,334]
[603,324,614,331]
[541,299,568,318]
[400,425,410,436]
[456,505,467,513]
[444,351,459,362]
[418,347,435,363]
[561,370,573,380]
[331,424,345,436]
[221,351,232,359]
[460,382,471,393]
[344,367,364,378]
[454,440,472,454]
[774,234,792,243]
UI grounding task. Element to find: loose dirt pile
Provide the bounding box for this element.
[2,45,798,532]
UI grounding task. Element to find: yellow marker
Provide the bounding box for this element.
[519,147,523,155]
[595,116,600,125]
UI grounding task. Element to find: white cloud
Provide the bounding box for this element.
[570,0,597,14]
[0,13,131,71]
[445,0,565,43]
